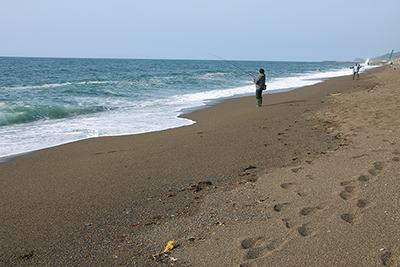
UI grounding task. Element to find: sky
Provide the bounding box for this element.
[1,0,399,62]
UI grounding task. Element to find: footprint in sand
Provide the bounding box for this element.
[358,174,370,182]
[297,223,313,237]
[356,199,369,209]
[273,203,290,212]
[240,236,283,261]
[339,183,356,200]
[241,237,263,250]
[299,206,323,216]
[280,182,295,189]
[368,161,385,176]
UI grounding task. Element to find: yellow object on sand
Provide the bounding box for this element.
[164,241,177,253]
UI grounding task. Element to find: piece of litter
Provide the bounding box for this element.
[153,241,178,260]
[164,241,177,253]
[85,223,92,226]
[169,256,178,261]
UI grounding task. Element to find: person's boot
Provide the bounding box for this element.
[256,99,262,107]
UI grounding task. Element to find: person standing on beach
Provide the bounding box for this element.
[350,63,361,80]
[253,69,266,107]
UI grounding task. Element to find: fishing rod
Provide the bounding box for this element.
[207,52,257,78]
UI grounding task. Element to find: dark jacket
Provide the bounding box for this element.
[254,73,266,90]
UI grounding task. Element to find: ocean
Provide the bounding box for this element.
[0,57,370,161]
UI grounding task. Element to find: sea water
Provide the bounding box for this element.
[0,57,372,160]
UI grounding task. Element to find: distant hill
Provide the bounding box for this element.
[324,50,399,63]
[354,58,365,62]
[357,50,400,61]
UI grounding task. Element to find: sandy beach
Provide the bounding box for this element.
[1,64,399,266]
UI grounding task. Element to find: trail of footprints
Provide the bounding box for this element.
[338,160,386,224]
[337,154,399,266]
[239,152,400,266]
[274,170,324,238]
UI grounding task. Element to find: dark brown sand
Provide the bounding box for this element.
[1,65,399,266]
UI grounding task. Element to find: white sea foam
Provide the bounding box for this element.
[0,81,126,90]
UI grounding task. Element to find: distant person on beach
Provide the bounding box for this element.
[350,63,361,80]
[253,69,266,107]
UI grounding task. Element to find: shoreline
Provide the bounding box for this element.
[2,65,399,266]
[0,84,325,165]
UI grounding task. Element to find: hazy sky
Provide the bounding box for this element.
[1,0,399,61]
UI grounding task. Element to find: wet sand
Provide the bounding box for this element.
[1,65,399,266]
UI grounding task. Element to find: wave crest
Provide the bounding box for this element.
[0,105,107,126]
